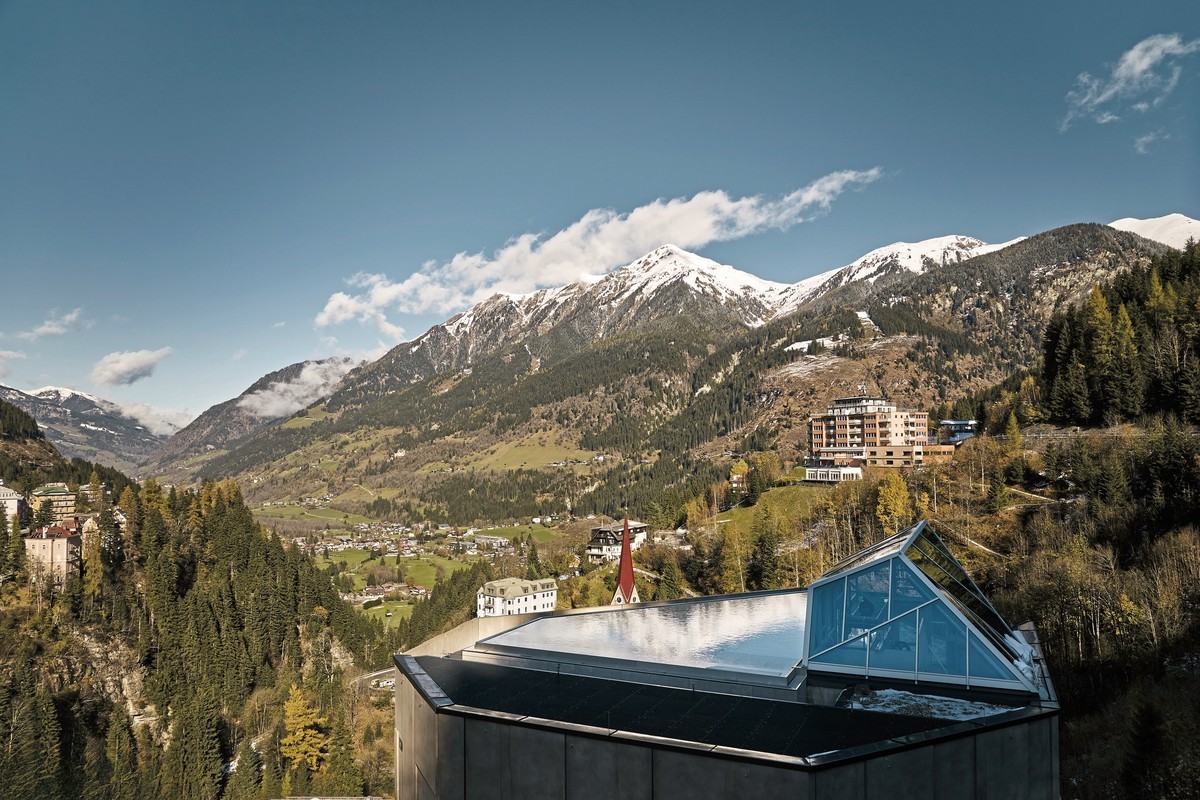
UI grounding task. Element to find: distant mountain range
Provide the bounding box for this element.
[7,214,1194,498]
[0,385,171,474]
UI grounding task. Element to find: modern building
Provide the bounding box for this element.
[585,518,647,563]
[940,419,979,445]
[806,397,954,481]
[31,483,76,524]
[476,577,558,617]
[24,526,82,585]
[0,480,26,524]
[395,521,1058,799]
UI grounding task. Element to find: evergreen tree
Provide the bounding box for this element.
[9,512,25,573]
[314,717,363,796]
[105,709,138,800]
[525,542,543,580]
[0,512,9,573]
[986,468,1008,513]
[657,558,684,600]
[223,737,261,800]
[33,499,55,531]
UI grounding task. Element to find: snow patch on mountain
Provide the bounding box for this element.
[1109,213,1200,250]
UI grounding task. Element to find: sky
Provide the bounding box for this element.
[1,1,1197,432]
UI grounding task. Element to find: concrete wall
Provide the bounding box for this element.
[396,692,1059,800]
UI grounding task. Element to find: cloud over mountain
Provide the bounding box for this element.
[90,347,173,386]
[315,169,884,340]
[237,357,359,419]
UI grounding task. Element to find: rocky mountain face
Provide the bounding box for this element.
[145,357,359,477]
[160,216,1188,520]
[327,245,798,410]
[0,385,168,474]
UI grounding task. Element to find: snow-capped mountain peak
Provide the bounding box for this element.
[31,385,107,406]
[1109,213,1200,250]
[608,244,790,303]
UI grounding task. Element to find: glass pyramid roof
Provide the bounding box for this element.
[806,521,1038,693]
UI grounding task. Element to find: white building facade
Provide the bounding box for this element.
[476,577,558,617]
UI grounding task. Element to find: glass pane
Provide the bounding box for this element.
[809,578,845,656]
[890,559,934,617]
[810,633,867,667]
[968,631,1014,681]
[917,602,967,677]
[845,562,890,636]
[869,613,917,673]
[822,529,910,577]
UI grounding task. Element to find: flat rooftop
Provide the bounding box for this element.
[468,590,807,684]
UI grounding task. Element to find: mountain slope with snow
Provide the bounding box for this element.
[1109,213,1200,250]
[1,384,173,473]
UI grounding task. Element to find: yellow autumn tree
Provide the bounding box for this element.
[280,684,329,772]
[875,472,913,536]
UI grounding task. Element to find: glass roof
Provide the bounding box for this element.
[478,591,807,678]
[902,527,1019,660]
[821,525,916,578]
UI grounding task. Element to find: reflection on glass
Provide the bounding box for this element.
[869,613,917,673]
[968,632,1013,680]
[917,602,966,676]
[810,633,866,667]
[845,562,890,637]
[890,559,934,617]
[809,577,845,656]
[485,591,807,677]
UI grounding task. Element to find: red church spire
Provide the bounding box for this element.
[612,516,640,605]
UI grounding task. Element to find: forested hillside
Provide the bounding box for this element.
[0,475,404,799]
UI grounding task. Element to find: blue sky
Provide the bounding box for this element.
[1,1,1197,431]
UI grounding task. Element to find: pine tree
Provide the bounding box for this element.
[224,737,261,800]
[657,558,683,600]
[314,717,363,796]
[9,512,25,573]
[105,709,138,800]
[0,512,9,574]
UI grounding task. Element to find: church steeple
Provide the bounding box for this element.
[611,516,640,605]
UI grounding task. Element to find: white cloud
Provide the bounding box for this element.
[273,321,286,328]
[18,308,88,340]
[119,402,195,436]
[316,169,884,340]
[232,348,248,362]
[90,347,173,386]
[0,349,26,379]
[237,357,361,419]
[1134,130,1167,154]
[1061,33,1200,131]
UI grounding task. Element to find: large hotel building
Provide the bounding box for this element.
[805,396,954,482]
